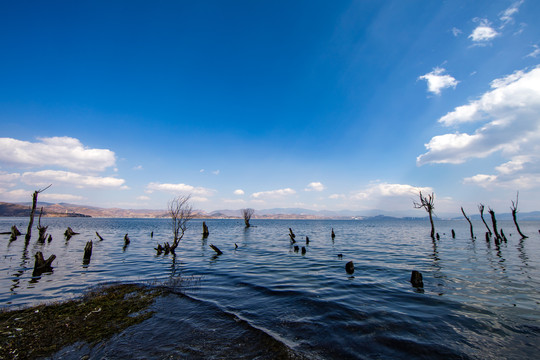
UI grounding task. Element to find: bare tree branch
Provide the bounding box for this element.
[478,204,492,237]
[168,195,193,254]
[511,192,528,239]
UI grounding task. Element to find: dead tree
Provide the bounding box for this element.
[33,251,56,276]
[410,270,424,288]
[202,222,209,238]
[37,207,49,243]
[413,191,436,239]
[478,204,492,237]
[511,192,528,239]
[25,185,51,242]
[158,195,193,255]
[242,208,255,228]
[331,228,335,239]
[488,208,502,243]
[96,232,104,241]
[461,207,474,239]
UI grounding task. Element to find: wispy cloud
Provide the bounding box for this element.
[233,189,245,195]
[419,67,459,95]
[146,182,215,196]
[526,44,540,58]
[451,27,462,37]
[469,18,499,43]
[304,182,325,192]
[21,170,127,189]
[40,193,84,202]
[418,66,540,189]
[0,137,116,172]
[133,165,143,170]
[499,0,524,27]
[252,188,296,199]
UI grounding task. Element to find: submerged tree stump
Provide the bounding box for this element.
[33,251,56,276]
[293,245,299,252]
[289,228,296,243]
[37,207,48,243]
[345,261,354,274]
[124,234,130,245]
[47,234,52,243]
[451,229,455,238]
[64,227,79,240]
[301,246,306,255]
[209,244,222,255]
[83,241,93,264]
[9,225,22,241]
[96,232,104,241]
[331,228,335,239]
[410,270,424,288]
[306,236,309,244]
[202,222,210,238]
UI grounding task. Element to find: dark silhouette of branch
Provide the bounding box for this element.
[413,191,435,239]
[511,192,528,239]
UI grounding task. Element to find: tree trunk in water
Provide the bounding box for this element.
[461,207,474,239]
[512,209,528,239]
[489,209,501,243]
[428,212,435,239]
[33,251,56,276]
[25,191,39,243]
[83,241,93,264]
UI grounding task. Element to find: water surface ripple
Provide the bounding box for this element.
[1,217,539,359]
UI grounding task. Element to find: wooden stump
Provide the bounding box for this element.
[202,222,209,238]
[345,261,354,274]
[83,241,93,264]
[96,231,104,241]
[306,236,309,244]
[33,251,56,276]
[301,246,306,255]
[64,227,79,240]
[289,228,296,243]
[451,229,455,238]
[410,270,424,288]
[124,234,130,245]
[331,228,335,239]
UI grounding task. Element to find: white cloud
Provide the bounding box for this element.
[452,27,462,37]
[419,67,459,95]
[0,188,31,202]
[137,195,151,201]
[212,170,220,175]
[499,0,524,27]
[526,45,540,58]
[329,194,345,199]
[233,189,245,196]
[0,137,116,172]
[146,182,215,196]
[21,170,127,189]
[469,19,499,43]
[304,182,325,192]
[418,65,540,189]
[133,165,143,170]
[251,188,296,199]
[40,193,84,202]
[0,172,20,187]
[352,183,433,200]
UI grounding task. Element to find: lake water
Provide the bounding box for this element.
[1,217,540,359]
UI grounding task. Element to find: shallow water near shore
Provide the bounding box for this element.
[1,217,540,359]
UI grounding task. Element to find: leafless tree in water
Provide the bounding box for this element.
[242,208,255,228]
[168,195,193,253]
[511,192,528,239]
[413,191,435,239]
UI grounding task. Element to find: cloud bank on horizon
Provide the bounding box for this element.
[1,0,539,214]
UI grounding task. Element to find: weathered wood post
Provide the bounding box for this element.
[83,241,93,264]
[209,244,222,255]
[289,228,296,243]
[96,231,104,241]
[331,228,336,239]
[451,229,455,238]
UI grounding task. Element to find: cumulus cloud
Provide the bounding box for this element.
[0,188,31,202]
[233,189,245,195]
[419,67,459,95]
[251,188,296,199]
[146,182,215,196]
[352,183,433,200]
[418,65,540,189]
[0,137,116,172]
[21,170,127,189]
[469,19,499,43]
[304,182,325,192]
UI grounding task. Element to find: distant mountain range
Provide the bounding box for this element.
[2,202,540,221]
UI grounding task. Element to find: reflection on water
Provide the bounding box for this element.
[1,217,540,359]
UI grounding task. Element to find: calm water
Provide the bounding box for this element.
[1,217,540,359]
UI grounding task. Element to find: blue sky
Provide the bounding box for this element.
[1,0,540,215]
